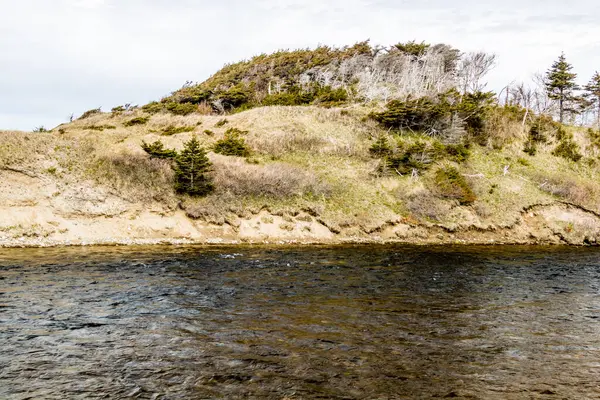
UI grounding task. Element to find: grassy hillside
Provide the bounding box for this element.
[1,42,600,245]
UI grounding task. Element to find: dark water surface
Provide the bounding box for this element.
[1,245,600,399]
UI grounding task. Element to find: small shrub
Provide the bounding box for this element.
[314,86,348,107]
[111,105,125,114]
[552,139,582,162]
[79,108,102,120]
[404,190,451,222]
[203,129,215,136]
[369,137,392,157]
[215,119,229,128]
[162,125,195,136]
[142,101,164,114]
[433,166,476,205]
[517,157,530,166]
[213,128,251,157]
[141,140,177,159]
[33,126,48,132]
[385,141,436,174]
[445,144,470,163]
[279,222,295,231]
[111,104,136,115]
[523,140,537,156]
[124,116,150,127]
[261,216,274,224]
[165,102,197,116]
[84,124,117,131]
[555,126,570,141]
[370,137,469,175]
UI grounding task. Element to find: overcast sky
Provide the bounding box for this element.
[1,0,599,130]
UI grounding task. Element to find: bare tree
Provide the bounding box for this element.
[531,72,556,115]
[509,82,535,125]
[457,52,497,93]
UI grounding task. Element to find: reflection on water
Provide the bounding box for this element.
[1,245,600,399]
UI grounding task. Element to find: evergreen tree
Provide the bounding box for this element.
[545,53,579,123]
[584,71,600,129]
[174,136,214,196]
[141,140,177,159]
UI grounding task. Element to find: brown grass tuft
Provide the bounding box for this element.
[91,152,176,203]
[211,155,330,198]
[402,189,452,222]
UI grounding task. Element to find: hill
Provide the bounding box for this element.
[1,42,600,247]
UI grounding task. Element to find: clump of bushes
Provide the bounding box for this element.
[217,86,252,111]
[369,136,469,174]
[553,138,582,162]
[111,104,136,115]
[162,125,196,136]
[587,128,600,147]
[33,126,48,132]
[433,166,476,205]
[79,108,102,120]
[523,119,551,156]
[84,124,116,131]
[141,101,164,114]
[124,116,150,127]
[369,90,494,141]
[165,102,198,116]
[140,101,198,116]
[213,128,251,157]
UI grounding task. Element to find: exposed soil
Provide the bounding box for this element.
[2,169,599,248]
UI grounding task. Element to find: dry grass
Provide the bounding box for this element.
[483,108,528,149]
[532,169,600,210]
[402,189,453,222]
[0,131,57,170]
[211,155,330,199]
[89,152,176,204]
[225,106,376,157]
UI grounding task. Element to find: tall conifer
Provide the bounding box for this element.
[584,71,600,129]
[174,136,214,196]
[545,53,579,123]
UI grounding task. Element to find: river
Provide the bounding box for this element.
[1,245,600,399]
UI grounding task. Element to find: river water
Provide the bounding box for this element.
[1,245,600,399]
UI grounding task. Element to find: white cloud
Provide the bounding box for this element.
[72,0,108,9]
[0,0,599,130]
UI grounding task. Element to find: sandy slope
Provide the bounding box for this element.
[2,106,600,247]
[2,168,599,247]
